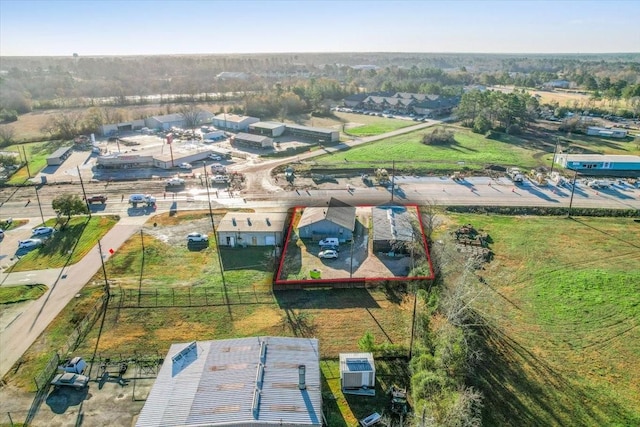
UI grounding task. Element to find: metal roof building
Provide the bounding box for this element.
[556,154,640,177]
[136,337,322,427]
[372,205,416,254]
[339,353,375,396]
[297,198,356,242]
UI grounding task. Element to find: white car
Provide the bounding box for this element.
[211,175,230,184]
[165,177,185,186]
[18,238,43,249]
[32,226,55,236]
[319,249,338,259]
[129,194,156,205]
[178,162,193,169]
[187,232,208,243]
[208,154,222,161]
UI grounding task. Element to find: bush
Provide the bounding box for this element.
[423,127,456,145]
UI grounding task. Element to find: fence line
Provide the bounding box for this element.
[113,287,274,308]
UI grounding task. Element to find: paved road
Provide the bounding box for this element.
[0,215,149,378]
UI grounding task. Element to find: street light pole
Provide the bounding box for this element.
[391,160,396,202]
[77,166,91,218]
[567,170,578,218]
[33,185,45,225]
[550,137,560,176]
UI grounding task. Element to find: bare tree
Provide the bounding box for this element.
[178,104,203,129]
[0,125,16,147]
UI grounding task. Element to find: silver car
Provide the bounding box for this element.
[51,372,90,389]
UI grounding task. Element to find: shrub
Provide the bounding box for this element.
[423,127,456,145]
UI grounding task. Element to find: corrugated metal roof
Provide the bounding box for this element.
[235,132,271,143]
[251,121,286,130]
[217,212,286,233]
[561,154,640,163]
[340,353,375,373]
[213,114,259,124]
[285,123,337,134]
[136,337,321,427]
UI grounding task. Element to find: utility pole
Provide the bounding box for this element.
[567,170,578,218]
[391,160,396,202]
[202,162,227,292]
[21,146,31,178]
[33,185,45,225]
[77,166,91,218]
[550,137,560,175]
[97,239,110,298]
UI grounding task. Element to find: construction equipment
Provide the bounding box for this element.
[507,167,525,183]
[529,169,548,186]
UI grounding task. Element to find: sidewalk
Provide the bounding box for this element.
[0,215,149,378]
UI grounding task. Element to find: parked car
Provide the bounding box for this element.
[208,154,222,161]
[319,249,339,259]
[320,245,339,252]
[59,356,87,374]
[18,238,43,249]
[86,195,107,204]
[187,232,208,243]
[50,372,90,389]
[0,229,4,241]
[178,162,193,169]
[210,163,226,173]
[32,226,55,236]
[319,237,339,246]
[165,177,185,186]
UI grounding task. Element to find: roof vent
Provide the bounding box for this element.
[247,218,252,226]
[298,365,306,390]
[232,218,237,226]
[266,218,271,226]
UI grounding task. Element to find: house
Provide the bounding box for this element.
[372,205,415,254]
[412,95,461,117]
[212,114,260,132]
[543,79,571,89]
[297,198,356,242]
[586,126,628,139]
[232,132,274,149]
[216,212,286,247]
[556,154,640,176]
[339,353,376,396]
[284,124,339,143]
[344,92,460,116]
[249,121,286,137]
[136,337,322,427]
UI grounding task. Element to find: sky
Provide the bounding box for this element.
[1,0,639,56]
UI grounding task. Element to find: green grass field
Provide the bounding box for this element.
[312,125,640,174]
[4,140,67,185]
[344,119,413,137]
[10,216,119,271]
[0,284,48,304]
[443,214,640,426]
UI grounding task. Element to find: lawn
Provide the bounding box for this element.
[4,140,67,185]
[0,284,47,304]
[10,215,119,271]
[443,214,640,426]
[344,119,413,137]
[311,125,640,175]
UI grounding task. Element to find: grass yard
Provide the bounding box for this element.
[344,119,413,137]
[0,284,47,304]
[444,214,640,426]
[9,215,119,271]
[312,124,640,175]
[4,140,67,185]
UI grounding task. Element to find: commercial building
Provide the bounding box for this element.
[216,212,286,247]
[284,124,339,143]
[372,205,415,254]
[145,111,215,131]
[99,119,146,136]
[136,337,322,427]
[232,132,274,149]
[212,114,260,132]
[96,153,154,169]
[249,121,286,137]
[586,127,628,139]
[556,154,640,176]
[297,198,356,242]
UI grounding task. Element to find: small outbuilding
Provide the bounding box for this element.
[46,146,74,166]
[340,352,376,396]
[586,126,628,138]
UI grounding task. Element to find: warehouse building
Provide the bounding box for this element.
[96,153,154,169]
[212,114,260,132]
[249,121,286,137]
[99,119,146,136]
[232,132,274,149]
[285,124,339,143]
[372,205,415,254]
[586,126,628,139]
[556,154,640,176]
[216,212,286,247]
[136,337,322,427]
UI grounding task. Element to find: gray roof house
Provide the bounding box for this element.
[372,205,416,254]
[297,198,356,242]
[216,212,286,247]
[136,337,322,427]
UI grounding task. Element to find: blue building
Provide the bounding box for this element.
[556,154,640,176]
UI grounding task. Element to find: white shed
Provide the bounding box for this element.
[340,353,375,395]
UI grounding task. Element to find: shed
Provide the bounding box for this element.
[46,146,74,166]
[340,353,375,396]
[586,126,628,138]
[216,212,286,247]
[297,198,356,242]
[136,337,322,427]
